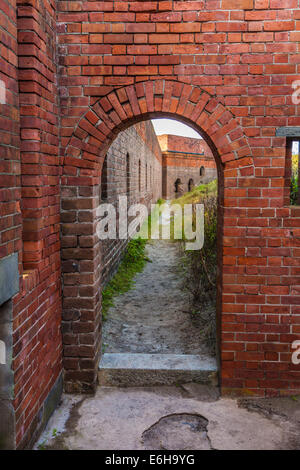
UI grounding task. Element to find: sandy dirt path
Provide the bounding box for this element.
[102,239,212,357]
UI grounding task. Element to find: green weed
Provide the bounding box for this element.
[176,180,218,353]
[291,153,299,205]
[102,237,148,321]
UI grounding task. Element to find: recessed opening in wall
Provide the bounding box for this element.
[99,118,219,388]
[289,139,299,205]
[188,178,194,192]
[174,178,182,195]
[200,166,205,177]
[146,163,148,190]
[126,153,130,196]
[101,156,108,201]
[138,160,141,193]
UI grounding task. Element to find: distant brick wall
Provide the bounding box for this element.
[159,134,213,156]
[158,135,217,198]
[101,120,162,285]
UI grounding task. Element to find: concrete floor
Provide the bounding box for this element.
[35,223,300,451]
[35,384,300,450]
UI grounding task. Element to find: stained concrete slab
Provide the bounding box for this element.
[0,300,15,449]
[0,399,15,450]
[142,414,211,450]
[99,353,218,386]
[35,384,300,450]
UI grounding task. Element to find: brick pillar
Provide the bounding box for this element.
[61,184,101,393]
[17,0,59,272]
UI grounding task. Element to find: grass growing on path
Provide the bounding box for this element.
[102,237,148,321]
[101,199,166,320]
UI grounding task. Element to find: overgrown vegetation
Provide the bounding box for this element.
[156,198,165,206]
[172,179,217,206]
[101,186,218,353]
[174,180,218,354]
[290,153,299,205]
[102,237,148,321]
[102,197,166,321]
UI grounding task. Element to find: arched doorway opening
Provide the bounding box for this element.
[188,178,194,192]
[61,79,254,394]
[98,118,219,386]
[175,178,182,195]
[101,156,108,202]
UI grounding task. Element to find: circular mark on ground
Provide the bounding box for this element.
[142,413,211,450]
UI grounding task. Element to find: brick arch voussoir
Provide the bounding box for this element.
[64,79,254,179]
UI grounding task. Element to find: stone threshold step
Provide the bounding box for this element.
[98,353,218,387]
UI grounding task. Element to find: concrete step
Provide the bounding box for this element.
[98,353,218,387]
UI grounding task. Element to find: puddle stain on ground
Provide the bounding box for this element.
[142,413,211,450]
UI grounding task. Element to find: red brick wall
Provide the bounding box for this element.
[0,0,20,262]
[0,0,299,449]
[0,0,21,449]
[13,0,62,448]
[159,134,213,155]
[0,0,62,449]
[57,0,300,400]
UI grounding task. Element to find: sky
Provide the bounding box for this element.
[151,118,201,139]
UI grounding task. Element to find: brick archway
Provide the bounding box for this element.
[61,79,254,393]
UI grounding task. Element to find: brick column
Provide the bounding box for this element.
[61,183,101,393]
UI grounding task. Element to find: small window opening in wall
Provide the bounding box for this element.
[0,80,6,104]
[175,178,182,193]
[138,160,141,192]
[200,166,205,177]
[101,156,108,201]
[188,178,194,192]
[0,339,5,364]
[146,163,148,190]
[126,153,130,195]
[290,140,300,205]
